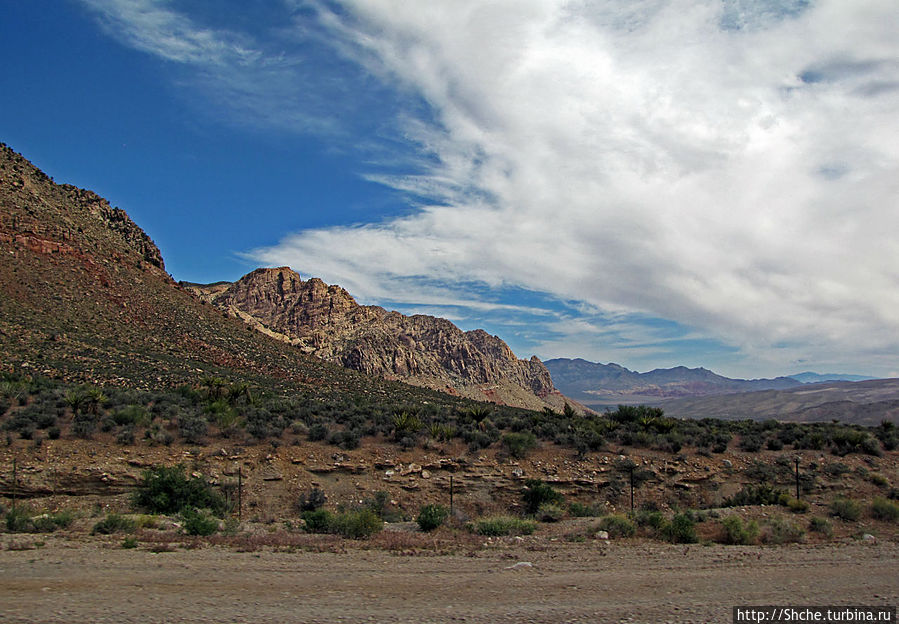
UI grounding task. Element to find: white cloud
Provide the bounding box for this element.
[252,0,899,377]
[81,0,899,377]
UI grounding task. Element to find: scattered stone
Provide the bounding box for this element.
[505,562,534,570]
[596,531,610,540]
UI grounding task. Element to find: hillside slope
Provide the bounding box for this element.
[187,268,574,412]
[0,142,459,407]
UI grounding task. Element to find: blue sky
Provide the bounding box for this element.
[2,0,898,379]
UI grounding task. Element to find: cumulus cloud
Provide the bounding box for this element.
[81,0,899,377]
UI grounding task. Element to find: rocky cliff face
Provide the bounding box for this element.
[188,267,567,410]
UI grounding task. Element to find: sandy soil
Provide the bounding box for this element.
[1,537,896,624]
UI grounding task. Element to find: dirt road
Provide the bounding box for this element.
[1,538,896,624]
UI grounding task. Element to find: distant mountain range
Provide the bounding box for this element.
[787,371,876,384]
[544,358,896,425]
[545,358,877,407]
[544,358,800,406]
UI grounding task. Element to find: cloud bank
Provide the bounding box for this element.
[81,0,899,377]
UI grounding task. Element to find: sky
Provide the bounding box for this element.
[1,1,898,380]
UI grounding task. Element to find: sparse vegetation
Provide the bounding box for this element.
[830,497,861,522]
[417,504,449,532]
[597,514,636,538]
[870,497,899,522]
[522,479,564,515]
[91,513,137,535]
[720,516,759,545]
[473,516,536,536]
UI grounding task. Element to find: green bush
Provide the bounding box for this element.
[634,509,667,531]
[597,514,636,538]
[568,502,601,518]
[808,516,833,537]
[331,509,383,539]
[663,513,698,544]
[785,497,810,514]
[31,510,74,532]
[417,504,449,532]
[522,479,565,515]
[830,497,861,522]
[762,516,805,544]
[181,508,219,536]
[122,536,139,549]
[720,516,759,545]
[474,516,536,536]
[302,509,336,533]
[723,484,786,507]
[537,503,564,523]
[302,508,382,539]
[502,432,537,459]
[870,497,899,522]
[5,507,34,532]
[92,513,137,535]
[132,465,228,516]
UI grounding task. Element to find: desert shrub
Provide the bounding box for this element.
[720,516,759,545]
[5,507,35,532]
[739,434,763,452]
[869,473,889,488]
[30,510,74,532]
[132,465,229,516]
[766,437,784,451]
[307,423,329,442]
[331,509,382,539]
[808,516,833,537]
[71,412,97,439]
[502,432,537,459]
[298,488,327,512]
[723,484,786,507]
[522,479,565,515]
[823,462,851,477]
[870,497,899,522]
[634,510,667,532]
[122,536,139,549]
[177,414,208,445]
[474,516,536,536]
[181,508,219,536]
[463,429,495,452]
[830,497,861,522]
[568,502,601,518]
[328,429,360,450]
[116,426,136,445]
[417,504,449,532]
[92,513,137,535]
[302,509,335,533]
[47,426,60,440]
[597,514,636,538]
[113,405,150,427]
[537,503,565,523]
[663,513,698,544]
[762,516,805,544]
[785,497,810,514]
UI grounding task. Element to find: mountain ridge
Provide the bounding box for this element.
[186,267,578,412]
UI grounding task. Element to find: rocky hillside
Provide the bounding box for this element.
[545,358,800,408]
[0,142,467,409]
[187,268,573,412]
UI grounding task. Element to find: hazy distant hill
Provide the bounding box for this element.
[788,371,876,384]
[659,378,899,426]
[544,358,799,407]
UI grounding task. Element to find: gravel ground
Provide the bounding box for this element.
[1,538,897,624]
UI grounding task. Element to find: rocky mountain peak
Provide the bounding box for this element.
[189,267,573,411]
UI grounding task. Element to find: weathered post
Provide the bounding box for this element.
[237,465,243,523]
[11,456,17,512]
[794,457,801,500]
[449,475,454,518]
